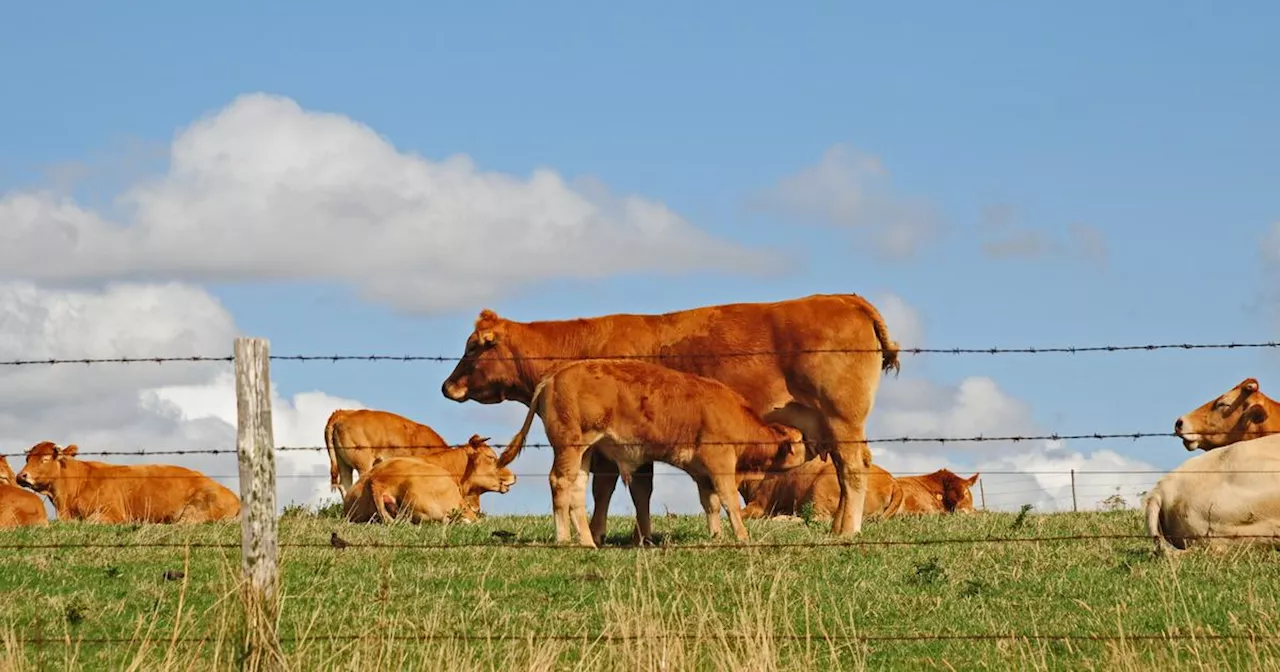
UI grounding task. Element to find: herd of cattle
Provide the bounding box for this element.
[0,294,1277,554]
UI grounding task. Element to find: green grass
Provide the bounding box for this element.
[1,507,1278,671]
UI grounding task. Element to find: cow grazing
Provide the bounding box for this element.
[441,293,900,538]
[1144,432,1280,553]
[1173,378,1280,451]
[0,455,47,527]
[15,442,240,524]
[497,359,810,546]
[343,435,516,524]
[739,461,978,520]
[325,409,458,495]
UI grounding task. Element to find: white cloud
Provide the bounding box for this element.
[863,292,1156,513]
[0,93,768,314]
[750,144,939,260]
[977,203,1108,268]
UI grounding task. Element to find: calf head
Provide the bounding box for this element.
[442,310,527,405]
[1174,378,1276,451]
[934,469,980,513]
[461,435,517,494]
[16,441,77,493]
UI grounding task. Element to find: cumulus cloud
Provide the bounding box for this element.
[0,93,768,314]
[749,144,940,260]
[0,280,369,518]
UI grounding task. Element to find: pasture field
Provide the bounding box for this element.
[0,507,1277,671]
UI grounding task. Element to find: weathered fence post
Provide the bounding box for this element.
[978,478,986,511]
[235,337,283,669]
[1070,469,1078,513]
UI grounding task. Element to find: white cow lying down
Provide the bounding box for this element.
[1144,433,1280,553]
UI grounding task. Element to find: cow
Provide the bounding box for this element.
[15,442,240,524]
[343,435,516,524]
[496,359,811,546]
[0,455,47,527]
[1173,378,1280,451]
[739,461,978,520]
[440,293,900,538]
[325,409,458,495]
[894,469,980,515]
[1144,432,1280,553]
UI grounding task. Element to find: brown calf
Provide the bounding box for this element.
[325,408,459,495]
[740,461,978,520]
[499,359,810,546]
[16,442,240,524]
[343,436,516,523]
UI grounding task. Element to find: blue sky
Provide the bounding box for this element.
[0,3,1276,516]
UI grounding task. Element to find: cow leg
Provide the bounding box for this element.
[589,450,619,546]
[339,462,355,495]
[827,418,871,537]
[549,445,596,547]
[627,462,655,546]
[711,471,747,540]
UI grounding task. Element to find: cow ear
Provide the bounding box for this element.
[965,473,980,487]
[468,434,489,448]
[56,444,78,459]
[1242,378,1260,396]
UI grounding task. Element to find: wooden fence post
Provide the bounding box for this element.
[1070,469,1078,513]
[235,337,283,669]
[978,478,986,511]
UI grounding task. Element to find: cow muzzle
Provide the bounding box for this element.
[442,379,468,402]
[15,473,33,489]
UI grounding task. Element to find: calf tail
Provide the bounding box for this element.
[497,377,551,468]
[881,478,906,520]
[373,483,398,523]
[843,294,901,376]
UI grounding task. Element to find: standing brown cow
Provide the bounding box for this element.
[0,455,47,527]
[441,293,899,538]
[16,442,240,524]
[325,409,455,495]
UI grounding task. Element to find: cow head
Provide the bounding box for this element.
[0,455,14,485]
[16,441,78,492]
[442,310,527,405]
[934,470,979,513]
[461,435,517,495]
[1174,378,1278,451]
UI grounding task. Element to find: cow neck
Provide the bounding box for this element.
[432,449,469,486]
[46,459,90,517]
[506,320,594,403]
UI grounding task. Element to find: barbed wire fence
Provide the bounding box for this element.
[4,336,1279,663]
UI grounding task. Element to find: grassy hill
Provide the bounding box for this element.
[0,507,1277,671]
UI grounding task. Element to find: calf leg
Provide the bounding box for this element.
[713,473,750,541]
[696,478,724,538]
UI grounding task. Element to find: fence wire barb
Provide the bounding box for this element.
[4,340,1280,367]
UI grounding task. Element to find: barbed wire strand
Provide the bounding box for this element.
[4,339,1280,367]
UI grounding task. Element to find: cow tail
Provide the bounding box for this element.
[866,302,901,376]
[1143,489,1174,555]
[325,412,343,493]
[498,377,551,468]
[882,478,906,520]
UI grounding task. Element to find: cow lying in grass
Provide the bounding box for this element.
[325,408,459,495]
[16,442,239,524]
[1144,431,1280,554]
[499,359,811,547]
[0,455,47,527]
[739,460,978,521]
[342,435,516,524]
